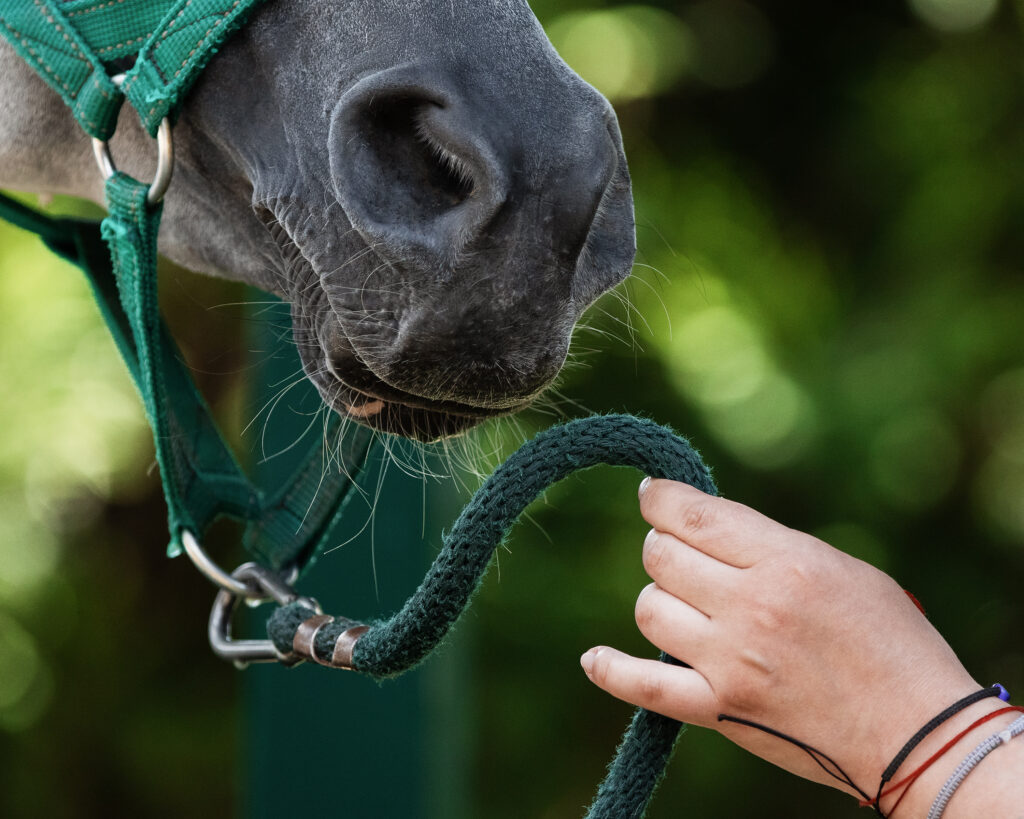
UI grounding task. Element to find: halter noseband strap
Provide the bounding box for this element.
[0,0,269,139]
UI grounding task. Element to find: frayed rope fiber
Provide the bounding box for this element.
[267,413,717,818]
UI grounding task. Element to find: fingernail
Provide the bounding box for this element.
[580,647,599,675]
[639,476,651,497]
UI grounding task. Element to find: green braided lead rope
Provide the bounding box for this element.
[267,414,717,818]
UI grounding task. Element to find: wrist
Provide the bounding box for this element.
[883,699,1022,818]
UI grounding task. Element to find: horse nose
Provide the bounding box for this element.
[327,65,618,273]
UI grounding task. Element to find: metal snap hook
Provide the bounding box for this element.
[91,74,174,206]
[182,529,255,598]
[207,562,322,669]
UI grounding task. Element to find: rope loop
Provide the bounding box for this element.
[266,413,717,818]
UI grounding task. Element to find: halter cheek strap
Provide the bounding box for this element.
[0,0,379,574]
[0,185,376,572]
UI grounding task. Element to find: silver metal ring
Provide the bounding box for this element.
[181,530,254,598]
[91,74,174,206]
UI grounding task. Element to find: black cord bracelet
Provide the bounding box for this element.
[718,684,1009,818]
[717,713,872,801]
[870,684,1007,815]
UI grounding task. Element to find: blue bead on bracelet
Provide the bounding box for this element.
[995,683,1011,702]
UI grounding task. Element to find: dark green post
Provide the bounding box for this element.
[241,303,471,818]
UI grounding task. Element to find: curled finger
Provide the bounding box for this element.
[580,645,718,727]
[634,582,715,664]
[639,479,784,567]
[642,528,742,614]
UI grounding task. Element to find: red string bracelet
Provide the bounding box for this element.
[865,684,1008,816]
[904,589,925,615]
[859,705,1024,814]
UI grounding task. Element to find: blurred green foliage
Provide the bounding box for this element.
[2,0,1024,817]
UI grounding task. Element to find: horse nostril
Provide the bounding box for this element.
[329,67,506,264]
[358,95,476,214]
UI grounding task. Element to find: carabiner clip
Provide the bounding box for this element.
[207,562,321,669]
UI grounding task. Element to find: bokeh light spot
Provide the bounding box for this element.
[547,6,693,102]
[908,0,999,32]
[975,368,1024,540]
[0,613,53,732]
[0,493,60,599]
[868,409,961,510]
[669,305,768,406]
[704,371,817,468]
[974,452,1024,540]
[663,302,816,468]
[979,367,1024,463]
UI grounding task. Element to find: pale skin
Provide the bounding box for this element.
[581,478,1024,817]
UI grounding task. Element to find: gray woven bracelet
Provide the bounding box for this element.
[926,713,1024,818]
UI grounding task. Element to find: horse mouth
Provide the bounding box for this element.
[260,206,541,442]
[325,338,536,439]
[318,370,526,441]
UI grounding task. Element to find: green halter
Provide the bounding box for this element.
[0,0,375,574]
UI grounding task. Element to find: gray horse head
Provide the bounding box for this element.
[2,0,636,441]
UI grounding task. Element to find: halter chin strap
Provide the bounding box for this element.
[0,0,378,574]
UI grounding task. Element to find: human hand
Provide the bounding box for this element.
[580,479,1009,815]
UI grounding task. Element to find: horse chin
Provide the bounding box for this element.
[348,403,502,442]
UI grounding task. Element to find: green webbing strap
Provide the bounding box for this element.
[96,174,376,566]
[0,0,122,139]
[267,414,719,818]
[63,0,168,64]
[0,190,375,570]
[100,173,257,551]
[122,0,270,137]
[0,0,269,139]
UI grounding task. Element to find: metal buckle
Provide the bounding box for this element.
[91,74,174,206]
[207,562,322,669]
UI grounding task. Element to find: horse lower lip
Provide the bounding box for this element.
[334,368,519,418]
[346,399,385,418]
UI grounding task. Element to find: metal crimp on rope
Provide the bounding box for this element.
[292,616,368,670]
